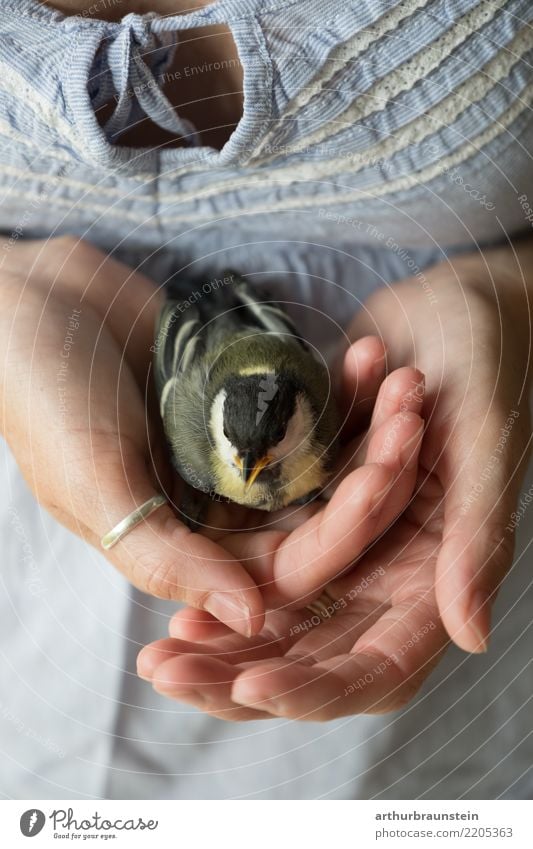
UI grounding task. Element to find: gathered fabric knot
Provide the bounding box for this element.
[100,13,199,145]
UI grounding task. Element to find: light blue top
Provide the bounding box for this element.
[1,0,533,800]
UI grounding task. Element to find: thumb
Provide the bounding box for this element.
[434,407,529,653]
[67,442,264,638]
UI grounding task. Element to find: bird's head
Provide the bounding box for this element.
[209,371,314,490]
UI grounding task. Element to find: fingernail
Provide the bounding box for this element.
[401,422,424,470]
[136,647,158,681]
[468,590,491,652]
[204,593,252,637]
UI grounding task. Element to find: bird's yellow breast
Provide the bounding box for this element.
[212,451,328,510]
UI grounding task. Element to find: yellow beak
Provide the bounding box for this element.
[245,455,272,489]
[234,453,272,489]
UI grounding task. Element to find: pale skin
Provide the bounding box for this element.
[0,236,425,642]
[138,242,533,720]
[5,1,533,721]
[3,234,533,722]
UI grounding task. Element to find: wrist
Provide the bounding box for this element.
[454,243,533,396]
[444,236,533,317]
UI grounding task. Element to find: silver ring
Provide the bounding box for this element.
[100,494,168,550]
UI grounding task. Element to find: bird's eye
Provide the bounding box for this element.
[223,426,229,439]
[274,427,286,444]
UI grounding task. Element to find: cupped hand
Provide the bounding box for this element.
[194,352,425,613]
[1,236,425,640]
[344,253,532,654]
[136,361,435,722]
[137,246,533,719]
[1,237,266,635]
[137,490,447,720]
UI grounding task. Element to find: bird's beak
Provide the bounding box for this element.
[238,452,272,489]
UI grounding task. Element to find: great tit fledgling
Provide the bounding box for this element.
[153,272,339,511]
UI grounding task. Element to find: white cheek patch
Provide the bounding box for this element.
[210,389,241,475]
[210,390,316,492]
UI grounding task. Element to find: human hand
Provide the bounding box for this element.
[342,252,532,654]
[0,237,267,634]
[137,246,533,719]
[137,505,446,720]
[0,237,425,641]
[136,361,434,720]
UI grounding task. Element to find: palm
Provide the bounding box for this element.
[139,467,447,721]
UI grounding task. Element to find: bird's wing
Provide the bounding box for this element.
[225,270,309,349]
[153,300,214,492]
[153,300,207,415]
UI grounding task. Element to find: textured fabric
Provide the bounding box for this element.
[0,0,533,799]
[1,0,532,257]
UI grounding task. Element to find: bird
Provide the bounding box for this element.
[153,271,339,513]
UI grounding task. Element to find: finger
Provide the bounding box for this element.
[274,463,395,602]
[272,412,424,602]
[221,463,391,608]
[325,368,425,496]
[150,654,273,721]
[338,336,387,435]
[169,608,231,642]
[330,408,423,500]
[368,367,425,435]
[224,412,422,608]
[139,636,282,719]
[169,604,307,649]
[199,407,424,613]
[435,407,529,653]
[233,657,356,720]
[137,634,284,680]
[354,411,424,532]
[232,598,447,719]
[284,606,385,663]
[75,446,264,637]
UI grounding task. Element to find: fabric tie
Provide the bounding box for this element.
[103,14,199,145]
